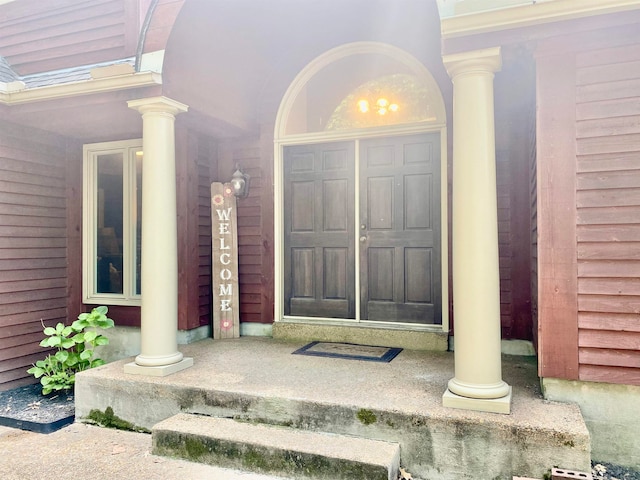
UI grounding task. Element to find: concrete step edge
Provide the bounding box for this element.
[152,413,400,480]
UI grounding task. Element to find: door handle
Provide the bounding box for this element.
[359,236,367,243]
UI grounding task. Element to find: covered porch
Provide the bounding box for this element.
[75,337,589,480]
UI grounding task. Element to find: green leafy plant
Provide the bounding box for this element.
[28,306,115,395]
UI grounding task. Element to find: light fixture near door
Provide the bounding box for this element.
[230,165,250,198]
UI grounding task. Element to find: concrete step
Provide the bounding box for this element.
[76,338,592,479]
[152,413,400,480]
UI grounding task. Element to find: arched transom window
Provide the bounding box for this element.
[282,49,445,136]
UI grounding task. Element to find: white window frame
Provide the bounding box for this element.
[83,139,142,306]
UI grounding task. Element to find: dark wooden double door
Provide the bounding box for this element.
[283,133,441,325]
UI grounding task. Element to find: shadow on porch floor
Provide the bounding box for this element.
[75,337,590,480]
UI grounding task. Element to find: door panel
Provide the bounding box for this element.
[405,247,432,303]
[360,133,441,324]
[368,247,395,301]
[284,142,355,318]
[367,176,394,230]
[405,174,431,229]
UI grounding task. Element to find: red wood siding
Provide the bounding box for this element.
[535,50,580,380]
[494,48,535,341]
[66,141,83,329]
[575,38,640,386]
[259,127,275,325]
[529,100,539,351]
[0,122,69,391]
[197,135,215,327]
[176,128,215,331]
[0,0,143,76]
[218,139,271,324]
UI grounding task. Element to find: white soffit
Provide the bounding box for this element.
[441,0,640,38]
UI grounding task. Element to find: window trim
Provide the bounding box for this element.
[83,139,142,306]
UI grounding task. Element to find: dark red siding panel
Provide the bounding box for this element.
[197,136,215,328]
[66,141,83,330]
[575,33,640,387]
[217,138,272,325]
[535,50,580,380]
[0,0,142,75]
[176,128,214,332]
[0,121,69,391]
[494,47,535,341]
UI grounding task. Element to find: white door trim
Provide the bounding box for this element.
[273,42,449,333]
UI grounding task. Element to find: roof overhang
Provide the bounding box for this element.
[441,0,640,39]
[0,71,161,106]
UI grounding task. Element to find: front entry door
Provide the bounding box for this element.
[283,142,356,318]
[359,134,440,323]
[283,133,440,324]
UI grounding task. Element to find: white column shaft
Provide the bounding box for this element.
[445,48,511,403]
[127,97,188,369]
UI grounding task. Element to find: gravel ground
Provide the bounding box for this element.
[0,384,74,432]
[593,462,640,480]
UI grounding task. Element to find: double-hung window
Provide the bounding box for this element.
[83,140,142,305]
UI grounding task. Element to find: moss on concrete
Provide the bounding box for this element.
[357,408,377,425]
[154,432,389,479]
[184,436,209,459]
[86,406,150,433]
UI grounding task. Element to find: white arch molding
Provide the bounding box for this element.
[273,41,449,333]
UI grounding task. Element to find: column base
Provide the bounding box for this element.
[442,387,512,414]
[124,357,194,377]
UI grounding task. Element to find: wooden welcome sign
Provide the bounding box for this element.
[211,182,240,338]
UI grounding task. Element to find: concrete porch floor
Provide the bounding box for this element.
[75,337,590,480]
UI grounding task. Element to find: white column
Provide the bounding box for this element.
[124,96,193,377]
[442,47,512,414]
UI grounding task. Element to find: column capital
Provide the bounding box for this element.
[443,47,502,79]
[128,96,188,116]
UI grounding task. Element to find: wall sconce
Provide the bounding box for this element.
[230,165,250,198]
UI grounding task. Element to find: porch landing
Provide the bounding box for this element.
[75,337,590,480]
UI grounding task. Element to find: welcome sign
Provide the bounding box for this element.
[211,182,240,338]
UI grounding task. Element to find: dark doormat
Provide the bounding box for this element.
[292,341,402,363]
[0,384,74,434]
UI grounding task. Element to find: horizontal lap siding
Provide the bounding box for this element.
[530,98,539,350]
[177,130,214,331]
[197,138,213,328]
[236,147,265,323]
[0,122,68,391]
[0,0,139,75]
[496,143,513,336]
[576,42,640,386]
[494,53,535,340]
[219,140,266,324]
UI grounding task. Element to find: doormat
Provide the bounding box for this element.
[0,383,75,434]
[292,341,402,363]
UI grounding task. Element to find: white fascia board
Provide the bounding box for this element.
[0,80,25,93]
[0,71,162,105]
[441,0,640,38]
